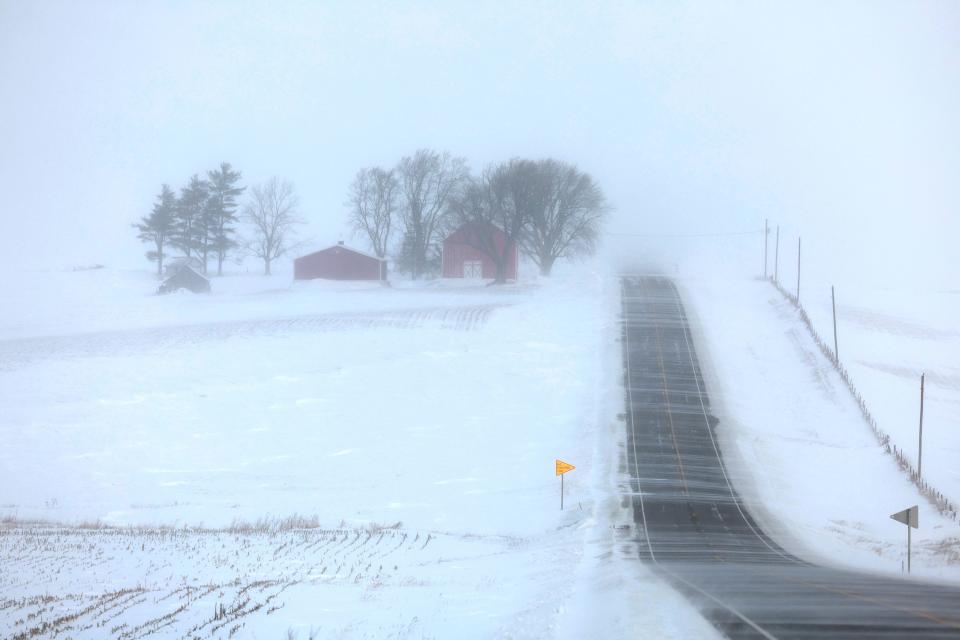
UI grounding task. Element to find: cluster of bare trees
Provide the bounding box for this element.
[347,149,607,283]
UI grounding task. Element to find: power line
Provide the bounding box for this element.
[604,229,765,239]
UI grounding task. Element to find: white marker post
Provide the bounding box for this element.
[890,505,919,573]
[796,237,801,302]
[774,226,780,284]
[764,218,769,279]
[918,373,925,481]
[831,286,839,362]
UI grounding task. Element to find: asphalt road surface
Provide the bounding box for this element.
[621,275,960,639]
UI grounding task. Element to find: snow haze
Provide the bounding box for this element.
[2,4,960,638]
[1,2,957,288]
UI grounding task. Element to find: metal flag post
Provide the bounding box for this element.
[556,459,575,510]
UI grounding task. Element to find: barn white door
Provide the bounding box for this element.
[463,260,483,279]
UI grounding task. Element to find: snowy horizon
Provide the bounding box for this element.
[2,2,958,289]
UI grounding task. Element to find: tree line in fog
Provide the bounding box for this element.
[135,150,608,281]
[135,165,304,276]
[348,150,608,281]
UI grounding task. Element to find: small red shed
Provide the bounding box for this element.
[294,242,387,281]
[442,222,518,280]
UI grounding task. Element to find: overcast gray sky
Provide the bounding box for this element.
[1,1,957,287]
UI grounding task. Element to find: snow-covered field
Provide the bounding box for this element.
[0,267,522,341]
[804,283,960,517]
[0,269,579,531]
[4,258,955,639]
[680,273,960,583]
[0,266,717,639]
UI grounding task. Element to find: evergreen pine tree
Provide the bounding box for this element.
[200,195,218,273]
[134,184,177,275]
[171,174,209,266]
[206,162,245,276]
[395,231,416,276]
[395,230,440,277]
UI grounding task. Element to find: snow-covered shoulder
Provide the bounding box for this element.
[680,275,960,584]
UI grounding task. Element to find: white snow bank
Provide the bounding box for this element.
[681,274,960,583]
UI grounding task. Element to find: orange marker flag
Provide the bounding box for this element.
[555,459,575,476]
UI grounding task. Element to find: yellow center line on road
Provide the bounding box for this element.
[790,578,960,630]
[644,280,689,495]
[655,328,689,494]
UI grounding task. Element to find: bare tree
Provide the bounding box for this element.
[346,167,397,258]
[397,149,469,279]
[448,159,538,284]
[520,160,608,276]
[242,177,304,275]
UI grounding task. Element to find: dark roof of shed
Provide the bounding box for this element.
[297,244,385,261]
[158,265,210,293]
[166,264,208,280]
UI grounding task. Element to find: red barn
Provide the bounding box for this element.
[294,242,387,281]
[441,222,518,280]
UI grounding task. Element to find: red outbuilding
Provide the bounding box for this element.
[294,242,387,281]
[441,222,518,281]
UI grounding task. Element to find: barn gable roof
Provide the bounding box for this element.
[297,244,385,262]
[444,221,507,244]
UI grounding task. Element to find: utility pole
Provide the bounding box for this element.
[774,226,780,284]
[796,237,801,302]
[831,286,839,361]
[918,373,925,480]
[764,218,769,279]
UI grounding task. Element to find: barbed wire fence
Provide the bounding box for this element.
[768,272,957,526]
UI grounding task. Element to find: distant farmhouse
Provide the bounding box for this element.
[158,261,210,294]
[442,222,518,281]
[294,242,387,281]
